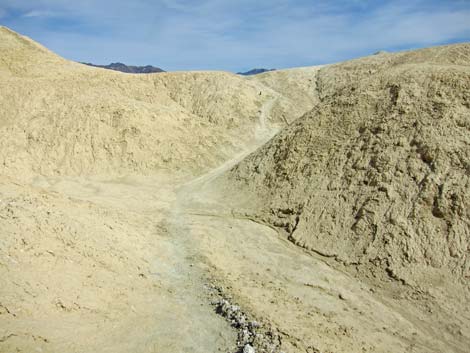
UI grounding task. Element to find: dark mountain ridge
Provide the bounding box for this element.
[237,68,276,76]
[82,62,165,73]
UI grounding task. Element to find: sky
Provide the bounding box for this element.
[0,0,469,72]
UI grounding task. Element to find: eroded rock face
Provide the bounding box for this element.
[221,43,470,287]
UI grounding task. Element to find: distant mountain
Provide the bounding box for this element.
[237,68,276,76]
[82,62,165,74]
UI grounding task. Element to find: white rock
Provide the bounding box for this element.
[243,344,255,353]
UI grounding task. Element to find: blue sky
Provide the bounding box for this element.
[1,0,469,72]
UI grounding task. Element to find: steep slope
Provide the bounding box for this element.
[0,27,68,75]
[0,27,313,181]
[247,66,324,124]
[219,43,470,288]
[198,43,470,352]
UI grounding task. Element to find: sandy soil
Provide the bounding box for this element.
[1,174,237,353]
[0,93,279,353]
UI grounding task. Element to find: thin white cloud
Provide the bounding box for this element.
[160,0,192,12]
[2,0,470,71]
[22,10,60,18]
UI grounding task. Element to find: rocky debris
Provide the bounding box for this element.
[243,344,256,353]
[208,284,282,353]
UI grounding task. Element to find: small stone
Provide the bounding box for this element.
[243,344,256,353]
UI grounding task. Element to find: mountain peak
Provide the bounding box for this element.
[82,62,165,74]
[237,68,276,76]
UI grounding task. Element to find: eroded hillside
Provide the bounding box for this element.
[0,27,318,181]
[220,43,470,286]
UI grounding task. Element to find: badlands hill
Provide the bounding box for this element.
[206,43,470,352]
[1,26,469,353]
[219,43,470,287]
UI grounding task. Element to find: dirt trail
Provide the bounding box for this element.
[255,95,280,141]
[22,175,236,353]
[183,95,279,191]
[11,96,281,353]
